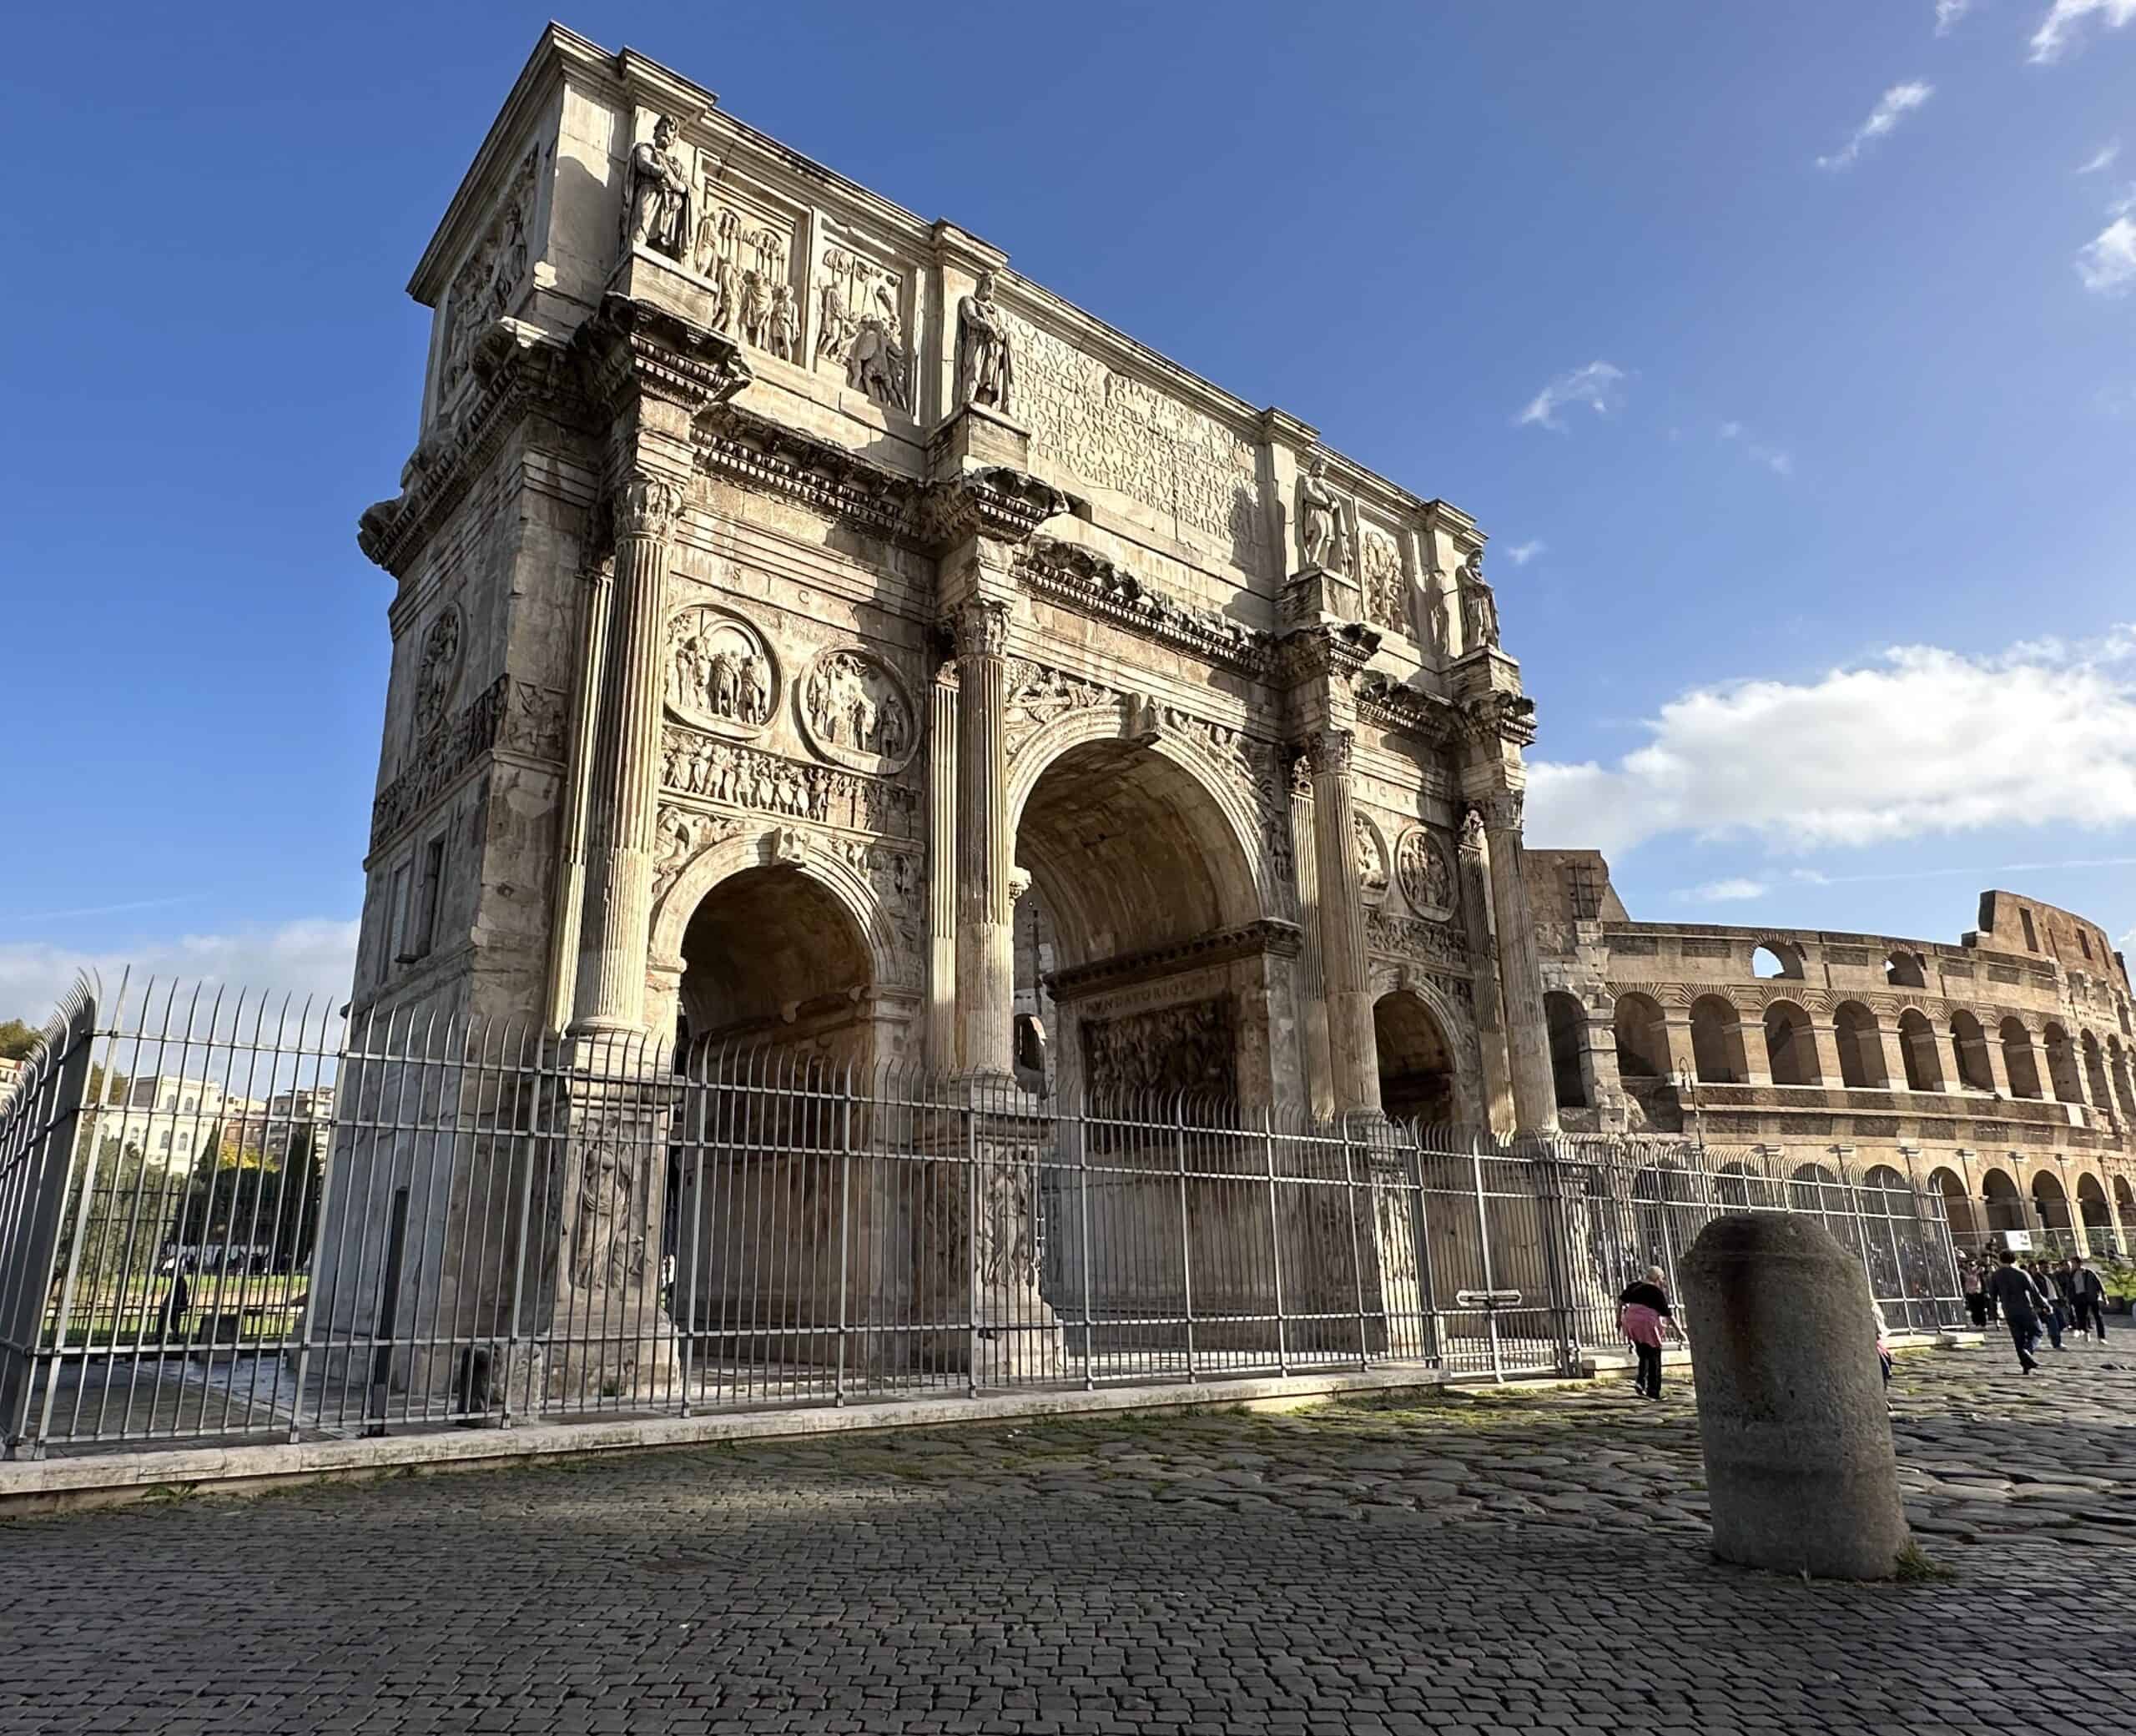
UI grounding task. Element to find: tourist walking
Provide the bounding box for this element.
[1618,1266,1681,1401]
[2029,1259,2068,1351]
[2067,1253,2108,1342]
[1984,1250,2043,1374]
[1963,1262,1988,1330]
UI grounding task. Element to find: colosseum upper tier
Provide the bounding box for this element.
[1530,856,2136,1257]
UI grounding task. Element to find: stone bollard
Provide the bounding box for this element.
[1679,1214,1911,1580]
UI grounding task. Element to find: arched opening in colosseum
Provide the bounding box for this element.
[1543,991,1587,1110]
[2042,1024,2084,1105]
[2110,1036,2136,1120]
[2081,1030,2113,1117]
[678,865,877,1067]
[1715,1159,1759,1210]
[1928,1166,1977,1241]
[1884,950,1927,989]
[1896,1009,1943,1092]
[1763,1001,1818,1085]
[1859,1165,1917,1301]
[1015,738,1263,1106]
[1833,1001,1887,1089]
[1751,943,1800,980]
[1689,994,1746,1084]
[1373,992,1459,1126]
[1998,1019,2044,1099]
[2031,1170,2073,1241]
[2077,1173,2115,1254]
[1950,1010,1995,1092]
[1612,993,1668,1079]
[2116,1176,2136,1252]
[1981,1168,2026,1235]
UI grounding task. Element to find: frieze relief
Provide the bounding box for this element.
[1354,813,1390,907]
[439,149,536,406]
[798,647,919,773]
[1080,996,1237,1104]
[691,186,800,363]
[1004,659,1119,759]
[815,242,911,413]
[413,606,464,740]
[660,723,920,839]
[1358,527,1408,638]
[373,674,567,851]
[665,604,776,736]
[1002,307,1267,570]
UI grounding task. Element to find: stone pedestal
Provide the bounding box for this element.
[1680,1214,1911,1580]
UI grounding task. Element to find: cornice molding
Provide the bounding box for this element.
[1013,537,1273,678]
[1045,919,1303,1004]
[922,465,1071,550]
[692,401,919,540]
[1356,670,1459,747]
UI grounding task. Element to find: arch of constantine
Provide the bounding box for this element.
[349,24,1556,1138]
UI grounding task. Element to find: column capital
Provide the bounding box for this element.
[612,470,688,541]
[1297,725,1356,778]
[946,594,1013,660]
[1473,789,1524,834]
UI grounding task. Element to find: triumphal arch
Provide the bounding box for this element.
[350,24,1563,1145]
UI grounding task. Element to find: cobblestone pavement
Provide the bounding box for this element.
[6,1346,2135,1733]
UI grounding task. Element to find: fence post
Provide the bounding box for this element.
[1406,1126,1441,1370]
[965,1094,980,1400]
[1341,1120,1370,1371]
[1175,1110,1196,1382]
[10,994,98,1462]
[835,1085,852,1407]
[285,1110,340,1445]
[1077,1100,1095,1390]
[1531,1139,1581,1381]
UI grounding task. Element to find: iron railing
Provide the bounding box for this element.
[0,977,1972,1458]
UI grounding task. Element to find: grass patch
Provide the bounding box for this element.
[1893,1542,1957,1583]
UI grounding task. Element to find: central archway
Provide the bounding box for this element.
[678,863,877,1065]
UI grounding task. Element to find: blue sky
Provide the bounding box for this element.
[3,0,2134,1014]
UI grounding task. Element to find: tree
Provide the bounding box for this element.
[0,1018,41,1062]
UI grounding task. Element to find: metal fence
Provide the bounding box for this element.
[1,978,1968,1459]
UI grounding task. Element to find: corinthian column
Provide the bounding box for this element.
[572,470,684,1034]
[927,661,960,1072]
[1309,730,1383,1119]
[952,597,1014,1076]
[1475,793,1559,1134]
[1289,753,1335,1119]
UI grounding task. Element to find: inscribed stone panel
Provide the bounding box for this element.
[1004,309,1267,571]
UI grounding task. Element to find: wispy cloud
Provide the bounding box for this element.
[1674,878,1770,904]
[1936,0,1973,33]
[0,918,360,1024]
[1718,420,1795,477]
[2077,214,2136,293]
[1524,626,2136,854]
[1816,81,1935,170]
[5,894,205,928]
[2078,138,2123,174]
[1504,540,1545,566]
[1516,361,1627,430]
[2030,0,2136,63]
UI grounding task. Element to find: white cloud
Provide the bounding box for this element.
[1718,420,1794,477]
[2077,214,2136,292]
[2030,0,2136,61]
[1516,360,1626,430]
[0,918,360,1029]
[1936,0,1973,33]
[1675,878,1770,903]
[1524,629,2136,855]
[1816,81,1935,170]
[2078,138,2123,174]
[1504,540,1545,565]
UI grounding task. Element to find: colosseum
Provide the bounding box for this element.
[1531,857,2136,1260]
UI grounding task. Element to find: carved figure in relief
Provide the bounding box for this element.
[1360,531,1406,635]
[1353,814,1389,903]
[846,283,910,411]
[414,609,463,737]
[668,608,773,730]
[806,651,913,761]
[1394,827,1455,914]
[738,269,769,347]
[1458,549,1501,652]
[1459,804,1487,853]
[624,116,692,262]
[763,284,799,362]
[817,250,854,364]
[1297,455,1350,573]
[955,269,1015,414]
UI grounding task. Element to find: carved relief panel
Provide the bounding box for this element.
[1393,825,1456,919]
[1358,526,1408,639]
[1353,813,1390,907]
[798,648,919,773]
[1080,996,1237,1104]
[413,606,465,741]
[690,176,803,363]
[814,229,914,414]
[438,149,537,406]
[666,604,777,737]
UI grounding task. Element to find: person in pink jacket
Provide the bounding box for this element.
[1617,1266,1682,1400]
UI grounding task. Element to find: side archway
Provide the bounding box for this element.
[1374,989,1473,1129]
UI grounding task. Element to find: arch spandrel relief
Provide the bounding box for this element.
[666,603,777,737]
[798,647,919,774]
[1353,813,1391,908]
[1393,825,1457,921]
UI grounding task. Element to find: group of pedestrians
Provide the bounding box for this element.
[1969,1249,2111,1373]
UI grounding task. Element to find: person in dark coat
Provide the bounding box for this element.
[1984,1250,2044,1374]
[2067,1254,2108,1342]
[2030,1259,2067,1351]
[1617,1266,1680,1401]
[154,1265,192,1346]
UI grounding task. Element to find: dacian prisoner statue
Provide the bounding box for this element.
[955,269,1015,412]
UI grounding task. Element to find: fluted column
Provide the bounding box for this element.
[926,662,960,1073]
[1288,754,1335,1119]
[1308,730,1381,1119]
[952,598,1014,1077]
[1478,793,1559,1135]
[572,471,683,1034]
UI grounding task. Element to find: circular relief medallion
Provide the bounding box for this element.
[413,606,463,738]
[798,647,919,774]
[1394,825,1456,918]
[1353,813,1390,906]
[666,604,778,737]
